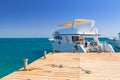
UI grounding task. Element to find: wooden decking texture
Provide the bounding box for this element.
[2,52,120,80]
[2,52,80,80]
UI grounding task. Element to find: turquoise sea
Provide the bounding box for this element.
[0,38,52,78]
[0,38,120,78]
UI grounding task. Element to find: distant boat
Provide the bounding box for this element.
[49,19,114,52]
[111,32,120,48]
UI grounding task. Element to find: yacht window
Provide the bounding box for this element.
[57,36,59,39]
[54,36,57,39]
[54,36,62,40]
[60,36,62,40]
[72,36,79,42]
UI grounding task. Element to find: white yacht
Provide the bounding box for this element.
[49,19,114,52]
[112,32,120,48]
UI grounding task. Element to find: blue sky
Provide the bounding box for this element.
[0,0,120,38]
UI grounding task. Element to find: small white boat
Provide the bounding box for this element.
[49,19,114,52]
[111,32,120,48]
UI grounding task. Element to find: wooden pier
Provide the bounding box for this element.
[1,52,80,80]
[1,52,120,80]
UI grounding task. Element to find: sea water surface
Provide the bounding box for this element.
[0,38,120,78]
[0,38,52,78]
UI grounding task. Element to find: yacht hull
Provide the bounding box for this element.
[51,42,85,52]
